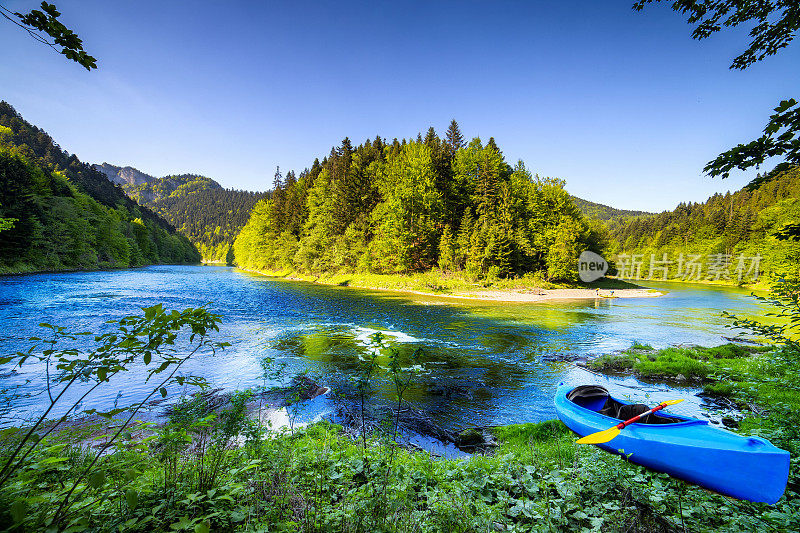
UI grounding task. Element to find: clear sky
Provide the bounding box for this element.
[1,0,797,212]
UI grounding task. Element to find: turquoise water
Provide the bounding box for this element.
[0,266,770,429]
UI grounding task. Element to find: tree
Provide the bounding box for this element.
[704,98,800,195]
[634,0,799,71]
[330,138,382,234]
[371,142,443,273]
[438,224,457,271]
[271,166,286,231]
[1,2,97,69]
[424,126,438,146]
[445,119,465,157]
[546,217,584,282]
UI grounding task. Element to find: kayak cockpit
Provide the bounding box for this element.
[567,385,688,424]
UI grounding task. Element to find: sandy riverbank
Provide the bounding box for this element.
[238,268,664,303]
[432,287,663,302]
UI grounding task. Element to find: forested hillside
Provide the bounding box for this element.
[95,164,266,262]
[234,122,606,282]
[570,196,651,221]
[605,167,800,281]
[0,102,199,273]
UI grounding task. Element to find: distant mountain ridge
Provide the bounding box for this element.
[94,162,154,187]
[94,163,222,203]
[570,195,652,221]
[93,162,266,262]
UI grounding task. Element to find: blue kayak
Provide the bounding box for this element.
[554,383,790,504]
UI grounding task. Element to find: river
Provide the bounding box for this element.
[0,265,771,430]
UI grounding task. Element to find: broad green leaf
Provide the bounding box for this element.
[37,456,68,466]
[88,471,105,488]
[125,488,138,510]
[10,500,27,523]
[170,516,192,530]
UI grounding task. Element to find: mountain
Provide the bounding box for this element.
[94,162,153,187]
[570,196,651,221]
[0,101,200,274]
[94,163,221,204]
[93,163,266,262]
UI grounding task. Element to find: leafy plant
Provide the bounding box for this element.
[724,274,800,355]
[0,304,227,529]
[1,2,97,70]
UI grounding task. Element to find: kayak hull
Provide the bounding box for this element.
[554,383,790,504]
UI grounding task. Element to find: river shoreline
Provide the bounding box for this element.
[236,267,664,303]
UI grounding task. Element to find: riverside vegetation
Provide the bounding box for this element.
[232,124,610,284]
[230,123,800,287]
[1,275,800,532]
[0,102,199,274]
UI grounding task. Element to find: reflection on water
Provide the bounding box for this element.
[0,266,773,429]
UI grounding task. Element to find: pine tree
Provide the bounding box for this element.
[455,211,474,270]
[486,136,501,155]
[445,119,465,157]
[424,126,438,147]
[476,150,500,220]
[438,224,456,271]
[271,166,286,231]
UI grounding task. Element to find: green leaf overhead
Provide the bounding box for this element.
[1,2,97,70]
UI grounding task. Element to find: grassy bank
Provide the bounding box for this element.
[4,409,797,533]
[608,276,769,291]
[587,342,800,408]
[239,267,645,296]
[2,378,799,531]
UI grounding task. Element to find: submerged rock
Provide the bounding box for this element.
[427,383,471,399]
[454,427,498,452]
[721,416,740,429]
[290,375,329,401]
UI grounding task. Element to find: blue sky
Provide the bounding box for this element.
[1,0,798,211]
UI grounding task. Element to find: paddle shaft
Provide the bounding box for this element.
[613,402,669,430]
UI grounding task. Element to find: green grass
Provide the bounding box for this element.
[7,416,795,532]
[589,342,773,382]
[491,419,576,466]
[630,341,653,350]
[587,341,800,410]
[589,339,800,421]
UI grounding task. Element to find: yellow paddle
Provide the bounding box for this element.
[576,399,685,445]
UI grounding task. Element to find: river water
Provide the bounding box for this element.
[0,265,771,429]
